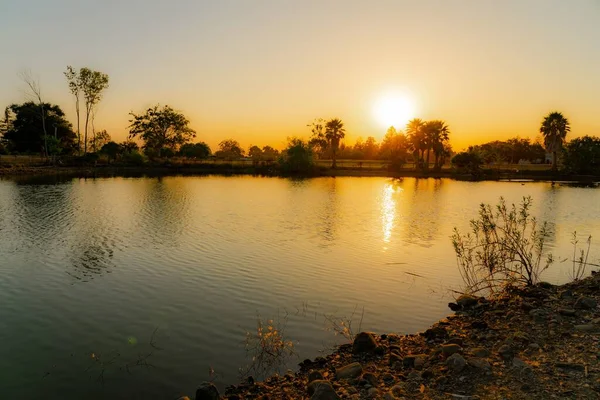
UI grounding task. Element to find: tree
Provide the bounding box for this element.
[19,70,49,157]
[452,150,483,176]
[379,126,409,169]
[100,141,121,162]
[562,136,600,174]
[3,102,77,155]
[406,118,426,170]
[324,118,345,169]
[64,66,82,153]
[363,136,379,160]
[261,145,280,161]
[308,118,328,158]
[280,137,314,173]
[215,139,244,159]
[424,120,450,171]
[92,129,111,151]
[248,145,263,163]
[179,142,211,159]
[79,68,109,153]
[120,140,139,154]
[128,105,196,157]
[540,111,570,170]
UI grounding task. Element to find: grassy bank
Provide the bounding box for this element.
[187,273,600,400]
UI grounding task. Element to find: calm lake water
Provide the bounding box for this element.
[0,175,598,398]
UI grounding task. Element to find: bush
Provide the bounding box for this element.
[562,136,600,175]
[123,151,146,166]
[451,197,553,295]
[452,150,483,176]
[279,138,315,174]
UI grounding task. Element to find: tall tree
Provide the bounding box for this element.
[324,118,345,169]
[179,142,211,159]
[128,105,196,157]
[64,66,82,153]
[215,139,244,159]
[19,70,49,157]
[3,102,77,154]
[424,120,450,171]
[406,118,426,170]
[540,111,570,170]
[79,68,109,153]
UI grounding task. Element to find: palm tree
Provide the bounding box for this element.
[406,118,425,170]
[540,111,570,170]
[425,120,450,171]
[325,118,345,169]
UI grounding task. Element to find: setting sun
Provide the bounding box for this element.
[373,94,416,130]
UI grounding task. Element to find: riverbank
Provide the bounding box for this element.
[1,163,599,184]
[188,274,600,399]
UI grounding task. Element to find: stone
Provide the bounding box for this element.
[421,369,435,379]
[512,358,528,369]
[472,347,490,358]
[574,324,600,333]
[383,393,395,400]
[407,371,421,380]
[352,332,377,354]
[414,354,427,370]
[468,357,491,372]
[528,343,540,351]
[529,308,547,323]
[555,362,585,371]
[390,384,405,397]
[389,353,402,366]
[362,372,378,386]
[382,373,395,384]
[559,308,577,316]
[336,362,363,380]
[446,353,467,373]
[446,337,464,346]
[308,380,341,400]
[559,289,573,299]
[422,326,448,339]
[457,294,479,309]
[441,343,462,356]
[497,344,513,360]
[374,346,385,356]
[575,296,597,310]
[308,370,324,383]
[195,382,220,400]
[366,387,378,398]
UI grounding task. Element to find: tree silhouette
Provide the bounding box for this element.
[406,118,426,170]
[540,111,570,170]
[325,118,346,169]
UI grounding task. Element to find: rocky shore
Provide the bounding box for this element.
[184,273,600,399]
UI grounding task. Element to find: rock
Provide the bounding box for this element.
[423,326,448,339]
[374,346,385,356]
[555,362,585,371]
[512,358,528,369]
[472,347,490,358]
[441,343,462,356]
[470,320,488,330]
[448,302,461,311]
[195,382,220,400]
[336,362,363,380]
[559,308,577,316]
[362,372,378,386]
[389,353,402,366]
[352,332,377,354]
[446,353,467,373]
[559,289,573,299]
[468,357,491,372]
[308,380,341,400]
[382,373,395,384]
[528,343,540,351]
[308,370,324,383]
[407,371,421,380]
[383,393,395,400]
[366,387,378,398]
[446,337,464,346]
[574,324,600,333]
[529,308,547,323]
[421,369,435,379]
[414,354,427,370]
[390,384,405,397]
[456,294,479,309]
[575,296,597,310]
[497,344,513,360]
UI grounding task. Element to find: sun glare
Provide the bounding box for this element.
[373,94,415,130]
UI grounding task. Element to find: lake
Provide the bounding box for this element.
[0,175,598,399]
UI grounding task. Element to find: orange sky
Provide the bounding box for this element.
[1,1,599,152]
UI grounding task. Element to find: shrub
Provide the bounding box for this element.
[452,150,483,176]
[451,197,553,295]
[123,151,146,166]
[562,136,600,175]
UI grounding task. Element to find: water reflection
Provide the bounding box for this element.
[381,183,400,244]
[315,178,339,246]
[402,178,445,247]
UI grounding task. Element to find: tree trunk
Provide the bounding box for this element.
[40,103,48,158]
[552,150,558,171]
[84,106,90,154]
[76,97,80,155]
[331,149,337,169]
[425,148,431,171]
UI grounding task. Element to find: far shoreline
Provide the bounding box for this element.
[0,164,599,185]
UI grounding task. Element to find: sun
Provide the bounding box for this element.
[373,94,415,130]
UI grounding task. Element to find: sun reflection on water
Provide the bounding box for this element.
[381,183,401,246]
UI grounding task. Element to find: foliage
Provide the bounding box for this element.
[248,145,263,162]
[120,140,139,154]
[261,145,280,161]
[452,150,483,176]
[2,102,77,155]
[279,137,314,174]
[424,120,451,171]
[323,305,365,342]
[470,138,545,164]
[100,141,120,162]
[179,142,211,159]
[562,135,600,174]
[215,139,244,159]
[540,111,570,170]
[451,197,553,295]
[92,129,111,152]
[569,232,592,281]
[379,126,409,170]
[122,151,146,166]
[128,105,196,157]
[309,118,346,168]
[240,313,296,380]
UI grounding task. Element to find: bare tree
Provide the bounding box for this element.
[79,68,109,153]
[19,69,48,157]
[64,66,82,154]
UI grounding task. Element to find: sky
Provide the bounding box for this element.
[1,0,599,151]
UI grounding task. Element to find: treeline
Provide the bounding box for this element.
[1,67,598,176]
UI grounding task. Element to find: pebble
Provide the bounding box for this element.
[446,353,467,373]
[336,362,363,380]
[441,343,462,356]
